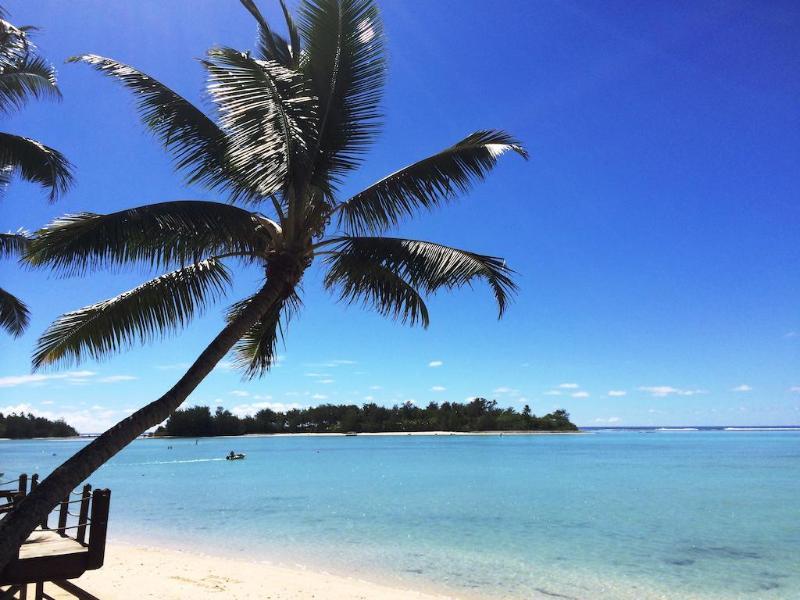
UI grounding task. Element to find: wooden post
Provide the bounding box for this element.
[30,474,38,493]
[57,497,68,537]
[18,474,27,498]
[86,489,111,569]
[76,484,92,544]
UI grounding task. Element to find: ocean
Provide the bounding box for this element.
[2,428,799,599]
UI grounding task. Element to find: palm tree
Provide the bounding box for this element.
[0,0,526,567]
[0,7,73,337]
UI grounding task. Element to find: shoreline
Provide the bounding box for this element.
[45,542,468,600]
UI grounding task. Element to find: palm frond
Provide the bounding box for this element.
[279,0,302,64]
[324,236,517,317]
[0,286,29,337]
[324,250,429,326]
[0,17,30,69]
[203,47,316,199]
[336,130,528,234]
[0,132,73,201]
[67,54,252,199]
[299,0,386,186]
[0,230,30,257]
[32,259,231,369]
[239,0,294,67]
[227,290,301,378]
[0,54,59,112]
[26,201,277,275]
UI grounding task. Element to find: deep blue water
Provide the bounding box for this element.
[2,430,799,599]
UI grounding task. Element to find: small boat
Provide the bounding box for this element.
[345,432,357,437]
[226,453,246,461]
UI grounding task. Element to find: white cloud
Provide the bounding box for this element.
[229,390,250,397]
[369,385,382,390]
[731,385,752,393]
[572,391,590,398]
[230,401,301,418]
[431,386,446,392]
[638,386,708,397]
[98,375,137,383]
[493,386,521,396]
[428,360,443,368]
[311,393,328,400]
[559,383,580,389]
[784,331,797,339]
[304,372,329,378]
[363,395,374,401]
[320,379,335,384]
[0,371,96,388]
[607,390,627,397]
[790,386,800,393]
[1,403,119,434]
[594,416,621,424]
[543,390,562,396]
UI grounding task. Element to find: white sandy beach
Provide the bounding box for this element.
[44,543,459,600]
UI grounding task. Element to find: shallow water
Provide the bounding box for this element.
[2,430,799,599]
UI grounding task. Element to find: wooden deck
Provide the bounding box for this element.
[18,529,87,561]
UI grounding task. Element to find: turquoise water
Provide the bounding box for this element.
[2,431,799,599]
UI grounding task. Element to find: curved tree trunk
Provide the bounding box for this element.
[0,266,301,570]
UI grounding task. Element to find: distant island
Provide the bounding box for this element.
[0,412,78,439]
[154,398,578,437]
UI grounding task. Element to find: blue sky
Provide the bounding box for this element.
[1,0,798,431]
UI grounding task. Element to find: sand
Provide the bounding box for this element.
[42,543,458,600]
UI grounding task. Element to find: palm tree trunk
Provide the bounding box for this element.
[0,265,301,571]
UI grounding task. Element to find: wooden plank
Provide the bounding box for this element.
[18,531,86,561]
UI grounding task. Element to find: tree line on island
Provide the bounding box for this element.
[0,412,78,439]
[154,398,577,436]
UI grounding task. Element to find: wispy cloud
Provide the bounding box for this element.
[230,401,301,418]
[431,385,446,392]
[607,390,627,397]
[229,390,250,397]
[363,395,374,401]
[428,360,443,368]
[731,384,752,393]
[638,386,708,397]
[790,386,800,393]
[98,375,137,383]
[544,390,562,396]
[369,385,382,390]
[0,371,95,388]
[320,379,335,384]
[311,393,328,400]
[595,416,621,424]
[784,331,797,339]
[572,391,589,398]
[558,383,580,389]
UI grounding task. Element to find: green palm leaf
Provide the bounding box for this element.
[227,290,301,378]
[0,55,60,111]
[0,286,29,337]
[203,47,316,199]
[324,236,516,317]
[67,55,249,199]
[299,0,386,186]
[0,230,29,257]
[26,201,276,275]
[33,259,232,369]
[239,0,294,67]
[336,130,528,234]
[0,132,72,201]
[324,250,429,326]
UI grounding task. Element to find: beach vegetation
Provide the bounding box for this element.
[156,400,578,436]
[0,411,78,438]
